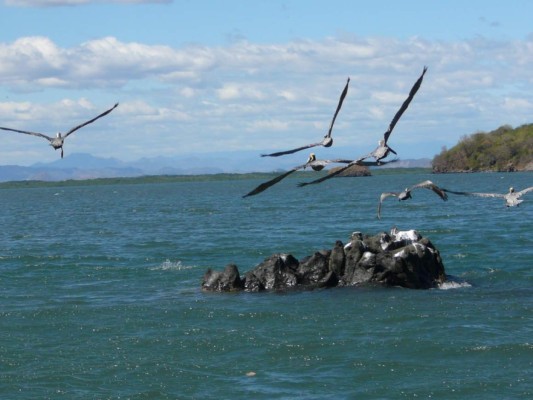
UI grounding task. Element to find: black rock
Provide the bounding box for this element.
[201,228,447,292]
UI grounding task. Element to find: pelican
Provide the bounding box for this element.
[297,67,427,188]
[243,153,352,197]
[377,180,448,219]
[0,102,119,158]
[361,66,427,164]
[261,77,350,157]
[444,186,533,207]
[297,154,398,188]
[243,153,393,197]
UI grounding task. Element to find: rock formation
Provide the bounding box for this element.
[202,228,446,292]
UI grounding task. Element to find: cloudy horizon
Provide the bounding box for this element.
[1,0,532,168]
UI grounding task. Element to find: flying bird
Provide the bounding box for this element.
[261,77,350,157]
[443,186,533,207]
[377,180,448,219]
[297,67,427,188]
[297,155,398,188]
[243,153,353,197]
[361,66,428,164]
[0,102,119,158]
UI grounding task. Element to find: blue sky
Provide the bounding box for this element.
[1,0,532,168]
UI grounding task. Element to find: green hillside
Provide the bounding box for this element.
[432,123,533,173]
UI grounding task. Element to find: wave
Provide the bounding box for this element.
[438,279,472,290]
[150,259,194,271]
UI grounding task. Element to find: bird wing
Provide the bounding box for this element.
[260,141,326,157]
[325,77,350,139]
[442,189,505,199]
[516,186,533,198]
[410,180,448,200]
[377,192,399,219]
[297,161,354,187]
[383,66,427,144]
[243,163,307,197]
[319,159,354,165]
[63,102,119,138]
[297,158,398,187]
[0,127,53,142]
[261,78,349,157]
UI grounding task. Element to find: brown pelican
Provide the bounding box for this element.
[444,186,533,207]
[361,66,428,164]
[297,67,427,188]
[243,153,394,197]
[261,77,350,157]
[243,153,352,197]
[377,180,448,219]
[0,102,119,158]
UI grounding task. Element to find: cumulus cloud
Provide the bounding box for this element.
[1,34,533,163]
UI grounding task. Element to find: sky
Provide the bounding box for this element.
[1,0,532,168]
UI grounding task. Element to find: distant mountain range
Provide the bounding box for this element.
[0,152,432,182]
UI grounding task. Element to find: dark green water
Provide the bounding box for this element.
[1,172,532,399]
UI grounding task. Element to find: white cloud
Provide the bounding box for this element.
[1,34,533,164]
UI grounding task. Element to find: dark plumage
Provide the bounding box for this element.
[261,77,350,157]
[377,180,448,219]
[0,102,119,158]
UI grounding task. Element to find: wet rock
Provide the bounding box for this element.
[201,228,447,292]
[202,263,244,292]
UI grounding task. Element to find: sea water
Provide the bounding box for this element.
[0,171,532,399]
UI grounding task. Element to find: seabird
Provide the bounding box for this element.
[377,180,448,219]
[360,66,428,164]
[297,67,427,188]
[444,186,533,207]
[297,156,399,187]
[0,102,119,158]
[243,153,353,197]
[261,77,350,157]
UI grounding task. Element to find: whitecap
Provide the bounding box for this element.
[151,259,193,271]
[438,280,472,290]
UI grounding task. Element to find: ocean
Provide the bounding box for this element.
[1,171,532,399]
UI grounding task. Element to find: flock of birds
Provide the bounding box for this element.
[1,66,531,217]
[241,66,532,216]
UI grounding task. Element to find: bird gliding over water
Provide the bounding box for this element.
[243,153,352,197]
[377,180,448,219]
[0,102,119,159]
[243,153,396,197]
[297,66,428,188]
[443,186,533,207]
[361,66,428,164]
[261,77,350,157]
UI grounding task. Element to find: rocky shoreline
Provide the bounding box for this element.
[202,228,447,292]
